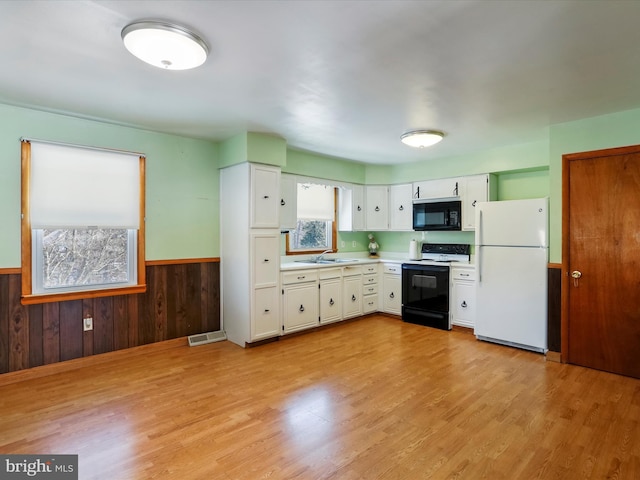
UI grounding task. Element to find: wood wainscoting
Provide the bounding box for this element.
[547,263,562,359]
[0,259,220,375]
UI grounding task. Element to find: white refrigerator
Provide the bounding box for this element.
[474,198,548,353]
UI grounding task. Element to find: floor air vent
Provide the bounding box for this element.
[188,331,227,347]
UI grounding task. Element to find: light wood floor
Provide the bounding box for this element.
[1,315,639,479]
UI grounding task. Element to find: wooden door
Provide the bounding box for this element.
[563,145,640,378]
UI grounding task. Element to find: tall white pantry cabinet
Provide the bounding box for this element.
[220,163,281,347]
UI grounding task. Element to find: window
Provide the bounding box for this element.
[287,182,337,254]
[20,140,146,304]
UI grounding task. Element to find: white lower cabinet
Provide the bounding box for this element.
[342,266,363,319]
[382,263,402,315]
[451,265,476,328]
[319,268,343,325]
[282,270,319,334]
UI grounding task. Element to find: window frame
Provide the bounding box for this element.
[285,187,338,255]
[20,140,147,305]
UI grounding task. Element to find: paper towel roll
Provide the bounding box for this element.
[409,239,420,260]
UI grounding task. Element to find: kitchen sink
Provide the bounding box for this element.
[295,258,359,264]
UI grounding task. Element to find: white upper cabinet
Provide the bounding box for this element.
[338,183,365,231]
[365,185,389,231]
[413,177,461,200]
[280,174,297,231]
[461,174,497,231]
[251,164,280,228]
[389,183,413,231]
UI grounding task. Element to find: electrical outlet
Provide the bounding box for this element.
[83,317,93,331]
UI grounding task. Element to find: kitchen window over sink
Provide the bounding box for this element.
[286,182,337,254]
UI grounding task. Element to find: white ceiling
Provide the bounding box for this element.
[2,0,640,165]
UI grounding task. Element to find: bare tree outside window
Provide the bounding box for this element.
[290,220,330,250]
[42,228,130,288]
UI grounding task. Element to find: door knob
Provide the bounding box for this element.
[571,270,582,287]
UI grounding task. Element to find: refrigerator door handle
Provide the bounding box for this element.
[477,210,483,282]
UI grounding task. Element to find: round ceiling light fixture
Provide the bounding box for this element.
[400,129,445,148]
[121,21,209,70]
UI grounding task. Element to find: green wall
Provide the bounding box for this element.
[219,132,287,168]
[0,103,219,267]
[5,101,640,268]
[365,139,549,184]
[284,148,366,184]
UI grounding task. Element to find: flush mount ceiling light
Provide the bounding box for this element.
[400,130,445,148]
[121,21,209,70]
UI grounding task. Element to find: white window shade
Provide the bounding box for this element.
[297,183,334,221]
[29,142,141,229]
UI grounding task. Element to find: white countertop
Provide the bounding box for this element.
[280,252,475,271]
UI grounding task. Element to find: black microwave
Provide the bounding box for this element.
[412,199,462,231]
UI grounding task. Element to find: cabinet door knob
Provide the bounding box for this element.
[281,199,286,206]
[329,298,334,306]
[390,292,394,299]
[352,294,356,302]
[264,309,270,313]
[399,205,404,211]
[461,301,467,308]
[472,200,477,207]
[375,206,380,211]
[264,258,270,262]
[357,205,362,211]
[299,305,305,312]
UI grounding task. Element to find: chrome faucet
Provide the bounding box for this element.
[315,249,333,262]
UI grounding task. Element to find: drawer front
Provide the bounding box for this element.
[362,264,379,274]
[282,270,319,285]
[319,267,342,280]
[451,268,476,281]
[342,265,363,276]
[383,263,401,275]
[363,294,378,314]
[363,284,378,296]
[362,274,377,285]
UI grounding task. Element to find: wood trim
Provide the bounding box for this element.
[561,153,570,362]
[563,143,640,161]
[146,257,220,266]
[21,285,147,306]
[0,268,21,275]
[0,260,223,274]
[20,140,32,297]
[138,156,146,289]
[548,263,562,269]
